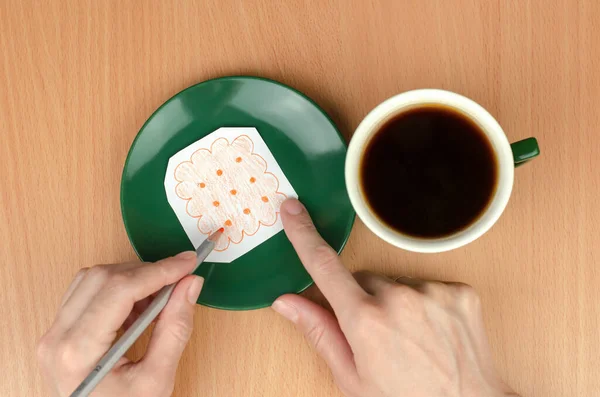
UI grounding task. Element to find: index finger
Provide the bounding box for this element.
[281,199,367,317]
[69,252,198,339]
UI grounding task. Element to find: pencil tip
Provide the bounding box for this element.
[208,228,224,242]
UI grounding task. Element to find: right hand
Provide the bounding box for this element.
[37,253,203,397]
[273,199,519,397]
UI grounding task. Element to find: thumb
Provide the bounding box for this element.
[141,275,204,380]
[272,294,359,388]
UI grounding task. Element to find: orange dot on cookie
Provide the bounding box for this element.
[261,196,269,202]
[236,157,242,163]
[249,177,256,183]
[198,182,206,188]
[230,189,237,195]
[213,201,220,207]
[224,220,232,227]
[243,208,251,215]
[216,169,223,176]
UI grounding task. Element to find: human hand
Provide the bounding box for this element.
[37,252,204,397]
[273,199,519,397]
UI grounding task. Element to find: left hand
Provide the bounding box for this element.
[272,199,518,397]
[37,252,204,397]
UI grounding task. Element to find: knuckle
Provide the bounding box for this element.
[454,283,480,304]
[312,245,340,275]
[98,277,131,301]
[106,268,137,289]
[74,267,89,279]
[155,261,175,282]
[390,284,424,309]
[305,323,327,351]
[86,265,110,283]
[106,273,131,293]
[454,282,474,294]
[149,259,177,284]
[422,280,447,296]
[166,319,193,345]
[55,340,82,374]
[392,283,420,301]
[293,215,317,234]
[115,268,135,281]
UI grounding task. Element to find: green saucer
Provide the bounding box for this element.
[120,76,355,310]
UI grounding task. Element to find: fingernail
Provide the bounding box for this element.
[283,199,304,215]
[272,300,299,323]
[176,251,196,260]
[187,276,204,304]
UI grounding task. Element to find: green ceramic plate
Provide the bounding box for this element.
[120,76,354,310]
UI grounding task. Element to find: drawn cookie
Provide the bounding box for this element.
[174,135,287,251]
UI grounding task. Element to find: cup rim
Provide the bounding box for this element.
[345,89,514,253]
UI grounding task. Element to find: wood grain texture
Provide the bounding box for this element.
[1,1,598,396]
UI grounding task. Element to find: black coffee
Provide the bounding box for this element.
[360,105,498,239]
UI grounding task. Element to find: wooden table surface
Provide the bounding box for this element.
[1,1,599,396]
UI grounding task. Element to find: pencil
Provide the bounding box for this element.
[70,228,223,397]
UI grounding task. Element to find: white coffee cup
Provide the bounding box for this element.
[345,89,538,253]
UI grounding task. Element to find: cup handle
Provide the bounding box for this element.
[510,137,540,167]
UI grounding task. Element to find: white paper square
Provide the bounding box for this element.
[164,127,297,262]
